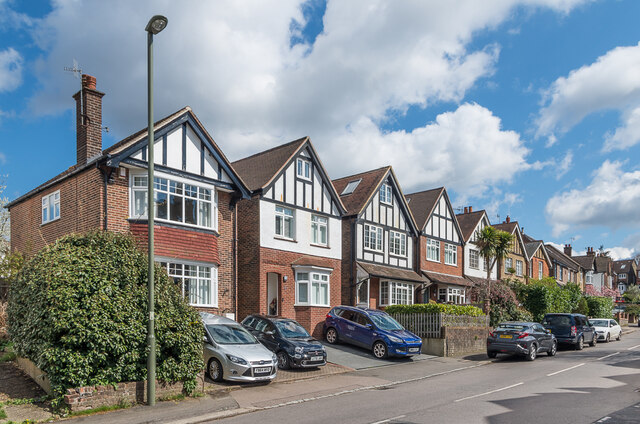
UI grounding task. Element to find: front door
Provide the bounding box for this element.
[267,273,279,316]
[357,279,369,307]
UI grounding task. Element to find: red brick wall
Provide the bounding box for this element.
[530,257,550,280]
[340,217,355,306]
[130,223,219,265]
[236,196,261,321]
[419,236,464,276]
[9,167,104,255]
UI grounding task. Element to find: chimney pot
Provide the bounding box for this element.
[505,215,511,224]
[82,74,97,90]
[463,207,468,214]
[564,244,572,257]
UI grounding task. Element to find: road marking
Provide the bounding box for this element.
[596,417,612,422]
[596,352,620,360]
[454,382,524,402]
[370,415,406,424]
[546,363,585,376]
[627,344,640,350]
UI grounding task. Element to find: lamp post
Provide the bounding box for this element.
[145,14,167,407]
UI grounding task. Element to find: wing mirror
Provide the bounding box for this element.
[265,330,275,336]
[546,329,552,334]
[203,335,209,344]
[365,324,373,330]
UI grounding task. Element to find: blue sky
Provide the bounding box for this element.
[1,0,640,259]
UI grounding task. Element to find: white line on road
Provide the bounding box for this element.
[546,363,585,376]
[370,415,406,424]
[627,344,640,350]
[454,382,524,402]
[596,352,620,360]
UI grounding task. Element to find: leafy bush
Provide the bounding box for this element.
[574,297,589,315]
[8,232,203,402]
[385,303,484,316]
[469,279,522,326]
[0,301,7,340]
[515,279,583,322]
[586,296,614,319]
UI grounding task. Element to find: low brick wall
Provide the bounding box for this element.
[64,373,205,412]
[442,326,489,357]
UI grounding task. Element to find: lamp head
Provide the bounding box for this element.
[146,15,168,34]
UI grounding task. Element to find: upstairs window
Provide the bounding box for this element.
[42,190,61,224]
[364,224,383,252]
[341,179,361,196]
[389,231,407,256]
[469,249,479,269]
[538,262,543,279]
[427,239,440,262]
[516,260,523,277]
[297,158,311,180]
[444,243,457,266]
[311,215,328,246]
[275,206,295,239]
[505,257,513,271]
[379,183,392,205]
[618,273,627,280]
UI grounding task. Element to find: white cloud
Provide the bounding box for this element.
[536,42,640,149]
[606,246,635,261]
[0,47,23,92]
[20,0,588,193]
[545,160,640,236]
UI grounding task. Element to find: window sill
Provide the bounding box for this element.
[310,243,330,249]
[274,236,297,243]
[426,258,441,263]
[444,262,458,267]
[364,247,384,254]
[389,253,407,259]
[41,217,61,226]
[294,303,330,308]
[190,304,219,308]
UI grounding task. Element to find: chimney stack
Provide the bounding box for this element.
[564,244,572,256]
[505,215,511,224]
[468,206,473,213]
[464,207,468,214]
[586,247,595,256]
[73,74,105,165]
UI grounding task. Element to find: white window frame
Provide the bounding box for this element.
[556,264,562,281]
[379,183,393,205]
[296,158,311,181]
[586,271,593,285]
[379,281,414,306]
[538,262,543,280]
[42,190,61,224]
[295,269,330,307]
[516,260,523,277]
[444,243,457,266]
[364,224,383,252]
[505,257,513,271]
[618,273,627,280]
[427,239,440,262]
[389,231,407,257]
[469,249,479,269]
[130,173,217,231]
[275,205,295,240]
[310,214,328,246]
[161,260,218,307]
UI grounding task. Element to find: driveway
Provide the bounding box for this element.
[322,341,435,370]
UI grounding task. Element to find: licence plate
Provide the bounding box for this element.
[310,356,323,361]
[409,347,420,353]
[500,335,512,339]
[254,367,271,374]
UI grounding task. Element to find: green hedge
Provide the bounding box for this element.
[385,303,484,316]
[514,279,582,322]
[586,296,614,319]
[8,232,203,403]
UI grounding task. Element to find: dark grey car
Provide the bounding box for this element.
[542,313,597,350]
[487,322,557,361]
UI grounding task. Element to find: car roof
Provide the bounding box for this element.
[335,305,385,315]
[199,311,240,325]
[497,321,537,326]
[244,314,298,323]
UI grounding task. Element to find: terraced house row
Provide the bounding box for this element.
[8,76,636,338]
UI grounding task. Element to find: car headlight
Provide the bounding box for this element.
[388,335,403,344]
[321,345,326,352]
[294,346,305,354]
[226,354,248,365]
[272,353,277,363]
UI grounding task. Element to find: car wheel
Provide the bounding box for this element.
[589,334,597,347]
[372,341,388,359]
[575,335,584,351]
[276,351,291,370]
[605,333,610,343]
[547,340,557,357]
[526,343,537,361]
[208,358,224,383]
[617,331,622,341]
[325,327,339,344]
[487,351,497,358]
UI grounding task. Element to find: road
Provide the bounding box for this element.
[209,329,640,424]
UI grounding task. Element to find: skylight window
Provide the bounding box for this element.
[341,179,361,195]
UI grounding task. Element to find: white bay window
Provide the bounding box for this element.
[296,271,330,306]
[161,261,218,307]
[380,281,414,306]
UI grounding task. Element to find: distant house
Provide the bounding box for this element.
[493,217,529,283]
[612,259,638,294]
[456,207,498,285]
[572,253,596,292]
[406,187,471,304]
[545,244,582,286]
[521,234,552,282]
[333,166,425,309]
[583,247,615,290]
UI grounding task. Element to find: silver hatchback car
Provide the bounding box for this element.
[201,312,277,383]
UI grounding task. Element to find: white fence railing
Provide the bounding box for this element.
[390,313,490,339]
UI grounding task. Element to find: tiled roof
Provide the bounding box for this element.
[493,222,518,234]
[572,255,595,271]
[455,210,486,242]
[405,187,444,230]
[357,261,428,284]
[612,259,635,274]
[231,137,308,191]
[422,271,474,287]
[595,256,612,273]
[545,244,581,271]
[333,167,390,216]
[524,241,542,260]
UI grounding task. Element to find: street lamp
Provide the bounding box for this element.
[145,14,167,407]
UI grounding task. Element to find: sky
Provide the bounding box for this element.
[1,0,640,260]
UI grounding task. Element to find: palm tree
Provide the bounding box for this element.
[474,226,513,313]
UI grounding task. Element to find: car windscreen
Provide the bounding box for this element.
[275,320,310,338]
[495,324,527,331]
[369,313,404,331]
[206,324,258,345]
[589,320,609,327]
[542,315,571,326]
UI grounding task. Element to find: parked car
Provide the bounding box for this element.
[487,321,557,361]
[241,315,327,369]
[589,318,622,342]
[323,306,422,359]
[200,312,277,383]
[542,313,597,350]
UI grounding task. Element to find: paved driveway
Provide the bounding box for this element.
[322,341,434,369]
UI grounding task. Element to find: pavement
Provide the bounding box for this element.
[320,341,435,369]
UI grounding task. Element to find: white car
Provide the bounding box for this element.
[589,318,622,342]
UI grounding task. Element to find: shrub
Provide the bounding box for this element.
[469,279,521,326]
[0,301,7,340]
[8,232,203,403]
[385,303,484,316]
[586,296,614,319]
[574,297,589,315]
[516,279,583,322]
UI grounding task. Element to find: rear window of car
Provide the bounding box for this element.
[589,319,609,327]
[495,324,527,331]
[543,315,571,326]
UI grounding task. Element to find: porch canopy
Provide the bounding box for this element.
[422,271,474,288]
[357,261,428,284]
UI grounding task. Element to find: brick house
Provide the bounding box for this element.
[545,244,582,286]
[521,233,552,282]
[612,259,637,295]
[493,217,529,283]
[572,253,596,292]
[406,187,471,304]
[456,207,499,286]
[232,138,345,337]
[332,166,425,309]
[7,74,251,317]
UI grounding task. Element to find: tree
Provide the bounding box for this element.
[474,226,514,313]
[0,175,9,252]
[597,245,610,257]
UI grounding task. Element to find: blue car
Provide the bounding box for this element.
[323,306,422,359]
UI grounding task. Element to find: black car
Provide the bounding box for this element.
[487,321,557,361]
[241,315,327,369]
[542,313,597,350]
